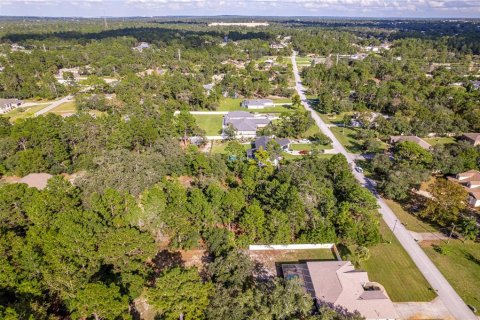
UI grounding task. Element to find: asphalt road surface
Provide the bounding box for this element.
[291,51,476,320]
[34,95,73,116]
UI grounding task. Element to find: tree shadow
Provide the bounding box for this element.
[465,252,480,266]
[150,249,185,280]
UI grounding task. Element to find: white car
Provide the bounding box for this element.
[355,166,364,173]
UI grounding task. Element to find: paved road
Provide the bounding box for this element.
[291,51,476,320]
[34,95,73,116]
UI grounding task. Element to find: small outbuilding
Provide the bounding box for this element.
[241,99,274,110]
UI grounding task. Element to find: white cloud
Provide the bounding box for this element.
[0,0,479,16]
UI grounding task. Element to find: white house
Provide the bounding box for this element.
[449,170,480,207]
[241,99,274,110]
[223,111,273,137]
[0,99,22,114]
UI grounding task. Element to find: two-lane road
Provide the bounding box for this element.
[291,51,476,320]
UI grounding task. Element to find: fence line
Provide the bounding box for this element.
[249,243,335,250]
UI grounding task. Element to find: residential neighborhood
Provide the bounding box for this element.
[0,9,479,320]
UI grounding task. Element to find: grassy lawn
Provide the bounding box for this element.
[423,240,480,314]
[193,114,223,135]
[49,101,77,115]
[290,143,312,151]
[281,152,334,160]
[250,248,337,275]
[2,105,46,122]
[319,112,354,125]
[210,141,251,154]
[384,199,437,233]
[295,56,312,66]
[290,143,332,151]
[330,126,362,153]
[355,221,437,302]
[302,124,320,137]
[218,98,243,111]
[423,137,456,146]
[281,248,337,261]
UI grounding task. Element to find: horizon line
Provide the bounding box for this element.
[0,15,479,20]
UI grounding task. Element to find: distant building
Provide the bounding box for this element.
[0,98,22,114]
[132,42,150,52]
[18,173,53,190]
[471,80,480,90]
[246,136,290,158]
[282,261,398,320]
[11,43,25,51]
[350,112,387,128]
[223,111,272,137]
[390,135,432,150]
[448,170,480,207]
[208,22,269,27]
[56,67,80,78]
[241,99,274,110]
[270,43,286,49]
[461,133,480,146]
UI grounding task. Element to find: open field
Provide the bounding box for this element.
[249,248,337,276]
[193,114,223,135]
[423,240,480,314]
[354,221,437,302]
[423,137,457,146]
[2,105,46,122]
[384,199,437,233]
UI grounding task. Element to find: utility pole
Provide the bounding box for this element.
[42,43,46,52]
[336,53,339,65]
[447,223,456,244]
[392,219,398,233]
[390,219,398,244]
[177,48,181,62]
[104,17,108,30]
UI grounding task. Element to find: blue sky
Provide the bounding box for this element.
[0,0,479,18]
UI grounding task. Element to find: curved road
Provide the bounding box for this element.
[291,51,476,320]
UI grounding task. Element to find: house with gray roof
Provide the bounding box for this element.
[0,98,22,114]
[223,111,273,137]
[247,136,290,158]
[390,135,432,150]
[241,99,274,110]
[461,133,480,146]
[282,261,398,320]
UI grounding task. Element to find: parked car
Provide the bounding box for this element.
[355,166,364,173]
